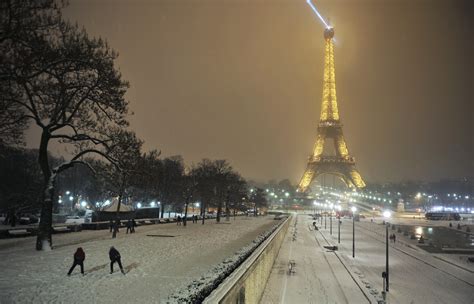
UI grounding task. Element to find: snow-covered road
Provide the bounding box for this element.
[261,215,369,304]
[321,217,474,304]
[261,214,474,304]
[0,217,276,303]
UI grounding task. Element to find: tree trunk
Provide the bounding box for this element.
[112,178,125,239]
[201,201,206,225]
[36,174,56,250]
[36,130,54,251]
[183,199,188,227]
[216,200,222,223]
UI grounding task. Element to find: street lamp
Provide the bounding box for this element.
[351,206,357,258]
[383,210,391,292]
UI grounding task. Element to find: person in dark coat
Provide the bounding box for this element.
[109,246,125,274]
[109,220,114,232]
[68,247,85,275]
[126,219,132,234]
[131,219,136,233]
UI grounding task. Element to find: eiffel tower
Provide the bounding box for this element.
[297,27,365,192]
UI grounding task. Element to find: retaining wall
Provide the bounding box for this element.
[204,216,291,304]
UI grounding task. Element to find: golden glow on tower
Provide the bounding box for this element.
[297,28,365,192]
[320,37,339,122]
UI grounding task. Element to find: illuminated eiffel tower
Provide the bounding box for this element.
[297,27,365,192]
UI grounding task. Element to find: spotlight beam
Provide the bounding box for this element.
[306,0,330,29]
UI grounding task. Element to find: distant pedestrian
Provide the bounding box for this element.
[192,215,196,223]
[131,219,136,233]
[109,246,125,274]
[109,220,114,232]
[10,212,16,227]
[68,247,85,276]
[449,222,452,228]
[392,234,396,243]
[115,219,121,233]
[457,223,461,230]
[126,219,132,234]
[177,215,182,226]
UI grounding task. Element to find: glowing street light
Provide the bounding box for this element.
[137,202,142,209]
[383,210,392,218]
[150,201,156,207]
[69,196,74,201]
[80,201,87,208]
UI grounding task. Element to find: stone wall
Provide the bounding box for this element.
[204,216,291,304]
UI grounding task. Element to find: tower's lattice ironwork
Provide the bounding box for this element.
[297,27,365,192]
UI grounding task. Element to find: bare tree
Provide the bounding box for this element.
[0,0,64,146]
[98,130,142,238]
[1,1,131,250]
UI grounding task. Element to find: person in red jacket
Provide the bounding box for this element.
[67,247,85,276]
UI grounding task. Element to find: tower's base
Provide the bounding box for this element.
[297,157,365,192]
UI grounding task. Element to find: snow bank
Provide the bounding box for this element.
[167,220,283,303]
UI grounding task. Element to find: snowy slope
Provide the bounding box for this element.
[0,217,276,303]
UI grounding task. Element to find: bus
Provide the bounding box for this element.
[425,212,460,221]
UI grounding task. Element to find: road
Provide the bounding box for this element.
[261,215,370,304]
[319,216,474,304]
[261,214,474,303]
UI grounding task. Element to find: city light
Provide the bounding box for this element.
[383,210,392,218]
[150,201,156,207]
[351,206,357,212]
[80,201,87,208]
[137,202,142,209]
[69,196,74,201]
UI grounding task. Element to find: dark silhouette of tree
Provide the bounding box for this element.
[0,145,43,214]
[191,159,240,224]
[0,0,64,146]
[1,0,131,249]
[250,188,268,216]
[158,156,185,218]
[98,130,142,238]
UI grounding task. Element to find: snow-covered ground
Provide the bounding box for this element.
[320,216,473,303]
[0,216,276,303]
[262,214,474,304]
[261,214,370,304]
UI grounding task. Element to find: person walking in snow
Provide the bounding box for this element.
[109,246,125,274]
[109,219,114,232]
[68,247,85,276]
[131,219,136,233]
[177,215,181,225]
[126,219,132,234]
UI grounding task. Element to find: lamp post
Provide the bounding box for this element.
[383,210,391,292]
[338,218,341,243]
[330,212,332,235]
[351,206,357,258]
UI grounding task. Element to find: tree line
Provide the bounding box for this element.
[0,1,267,250]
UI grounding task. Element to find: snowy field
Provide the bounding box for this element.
[0,216,276,303]
[262,214,474,304]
